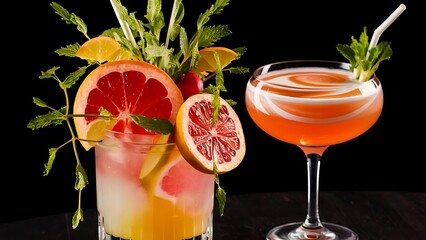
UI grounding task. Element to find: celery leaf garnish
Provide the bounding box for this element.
[336,26,393,82]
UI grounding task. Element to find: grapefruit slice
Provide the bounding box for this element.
[141,148,213,239]
[157,156,212,203]
[175,93,246,174]
[140,142,214,213]
[143,149,213,202]
[74,60,184,150]
[75,36,134,63]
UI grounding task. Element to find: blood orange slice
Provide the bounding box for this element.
[74,60,184,150]
[175,93,246,174]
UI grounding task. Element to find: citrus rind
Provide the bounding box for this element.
[175,93,246,174]
[73,60,184,150]
[75,36,133,63]
[183,47,238,76]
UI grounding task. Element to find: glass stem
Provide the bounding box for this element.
[303,153,322,229]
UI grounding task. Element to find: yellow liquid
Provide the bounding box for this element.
[101,196,211,240]
[95,132,214,240]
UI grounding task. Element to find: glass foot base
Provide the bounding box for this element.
[266,222,359,240]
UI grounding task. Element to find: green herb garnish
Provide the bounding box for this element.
[28,0,248,228]
[336,26,393,82]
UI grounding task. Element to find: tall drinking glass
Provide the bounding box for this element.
[245,60,383,240]
[95,130,214,240]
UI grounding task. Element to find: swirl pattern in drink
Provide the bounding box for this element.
[246,61,383,148]
[245,60,384,239]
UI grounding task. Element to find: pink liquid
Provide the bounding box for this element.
[95,131,214,240]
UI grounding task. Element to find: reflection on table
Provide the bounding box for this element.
[0,191,425,240]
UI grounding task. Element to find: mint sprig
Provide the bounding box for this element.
[336,26,393,82]
[27,66,90,228]
[28,65,175,228]
[29,0,249,228]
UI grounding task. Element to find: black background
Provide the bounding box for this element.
[4,0,423,224]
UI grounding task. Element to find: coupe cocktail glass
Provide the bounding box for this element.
[245,60,383,240]
[95,130,214,240]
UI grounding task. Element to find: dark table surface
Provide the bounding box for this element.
[1,191,425,240]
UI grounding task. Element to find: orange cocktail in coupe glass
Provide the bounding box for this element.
[245,60,384,239]
[245,4,405,239]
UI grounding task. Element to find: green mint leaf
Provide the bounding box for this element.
[203,84,217,94]
[73,15,88,38]
[44,147,58,176]
[145,0,165,37]
[32,97,47,108]
[336,44,355,66]
[211,89,220,126]
[51,2,89,39]
[197,0,230,28]
[225,98,237,106]
[369,41,393,66]
[336,26,369,73]
[178,47,201,75]
[40,66,60,79]
[75,163,89,190]
[50,2,72,24]
[98,107,112,117]
[27,107,67,130]
[55,43,80,58]
[198,25,232,47]
[62,66,89,89]
[216,187,226,216]
[179,27,189,56]
[232,46,247,60]
[72,208,83,229]
[101,28,124,38]
[213,161,226,216]
[228,66,250,74]
[145,45,172,58]
[130,114,173,134]
[183,0,230,66]
[213,53,226,92]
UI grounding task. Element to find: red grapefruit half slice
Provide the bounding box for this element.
[74,60,184,150]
